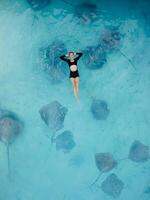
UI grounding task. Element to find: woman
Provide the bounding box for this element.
[60,52,83,101]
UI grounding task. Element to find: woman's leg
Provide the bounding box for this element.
[75,77,79,98]
[70,78,78,99]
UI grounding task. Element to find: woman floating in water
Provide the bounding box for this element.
[60,52,83,101]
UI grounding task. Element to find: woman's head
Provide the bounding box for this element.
[69,52,74,59]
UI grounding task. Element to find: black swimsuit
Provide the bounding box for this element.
[60,53,83,78]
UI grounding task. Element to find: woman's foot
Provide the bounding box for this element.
[75,92,80,103]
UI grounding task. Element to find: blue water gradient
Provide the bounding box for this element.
[0,0,150,199]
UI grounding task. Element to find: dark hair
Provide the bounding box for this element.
[69,52,74,55]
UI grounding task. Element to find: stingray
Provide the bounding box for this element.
[100,27,136,70]
[39,101,68,143]
[53,130,76,153]
[74,3,98,24]
[128,140,149,163]
[83,45,107,70]
[27,0,51,11]
[101,27,122,52]
[0,109,23,178]
[142,10,150,36]
[90,98,110,120]
[143,11,150,26]
[101,173,124,198]
[39,40,68,83]
[91,152,117,187]
[61,1,99,24]
[144,186,150,194]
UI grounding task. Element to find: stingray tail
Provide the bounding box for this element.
[32,14,39,27]
[49,131,57,151]
[90,172,103,188]
[6,144,11,180]
[118,50,136,70]
[51,131,56,144]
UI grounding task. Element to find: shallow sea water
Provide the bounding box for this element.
[0,0,150,200]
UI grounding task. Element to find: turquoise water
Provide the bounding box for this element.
[0,0,150,199]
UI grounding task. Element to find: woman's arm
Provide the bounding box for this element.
[60,54,69,62]
[74,52,83,61]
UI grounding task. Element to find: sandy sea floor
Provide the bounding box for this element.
[0,0,150,200]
